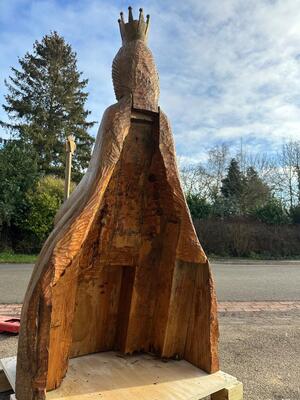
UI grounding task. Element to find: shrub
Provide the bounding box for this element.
[253,198,290,225]
[186,194,211,219]
[194,216,300,258]
[290,205,300,224]
[23,176,75,249]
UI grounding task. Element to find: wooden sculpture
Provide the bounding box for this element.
[16,7,219,400]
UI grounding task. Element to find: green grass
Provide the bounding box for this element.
[0,252,37,263]
[209,253,300,261]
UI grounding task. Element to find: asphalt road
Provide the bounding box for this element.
[0,260,299,303]
[212,260,300,301]
[0,264,33,304]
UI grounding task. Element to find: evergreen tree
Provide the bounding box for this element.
[221,158,244,199]
[254,198,290,225]
[243,166,270,211]
[186,194,212,219]
[0,140,38,227]
[0,140,39,249]
[1,32,95,182]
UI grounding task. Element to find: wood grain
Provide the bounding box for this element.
[15,10,219,399]
[4,354,240,400]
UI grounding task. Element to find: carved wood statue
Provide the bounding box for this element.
[16,7,219,400]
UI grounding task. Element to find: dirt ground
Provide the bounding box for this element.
[0,310,299,400]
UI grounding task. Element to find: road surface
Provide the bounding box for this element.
[212,260,300,301]
[0,260,299,303]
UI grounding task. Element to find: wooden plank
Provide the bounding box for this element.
[184,263,219,372]
[71,267,123,358]
[0,357,16,391]
[45,352,236,400]
[5,353,239,400]
[0,363,12,392]
[211,382,243,400]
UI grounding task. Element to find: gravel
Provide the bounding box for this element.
[219,310,300,400]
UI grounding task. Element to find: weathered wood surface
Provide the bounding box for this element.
[8,353,239,400]
[16,7,219,400]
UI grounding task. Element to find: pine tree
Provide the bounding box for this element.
[243,166,270,210]
[1,32,95,182]
[221,158,244,199]
[220,158,245,215]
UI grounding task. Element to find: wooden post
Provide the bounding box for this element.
[64,135,76,200]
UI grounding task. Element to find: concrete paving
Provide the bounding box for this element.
[0,260,300,303]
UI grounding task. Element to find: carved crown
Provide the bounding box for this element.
[118,6,150,44]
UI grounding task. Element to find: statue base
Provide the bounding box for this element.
[1,353,243,400]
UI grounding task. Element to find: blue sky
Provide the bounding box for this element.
[1,0,300,164]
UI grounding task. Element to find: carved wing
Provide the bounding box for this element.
[16,96,132,400]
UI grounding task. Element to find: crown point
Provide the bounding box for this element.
[146,14,150,21]
[138,7,144,25]
[128,6,133,22]
[117,7,150,44]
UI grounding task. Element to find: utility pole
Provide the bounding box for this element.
[64,135,76,200]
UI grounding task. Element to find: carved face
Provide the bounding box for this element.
[112,39,160,112]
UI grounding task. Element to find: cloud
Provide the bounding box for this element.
[1,0,300,164]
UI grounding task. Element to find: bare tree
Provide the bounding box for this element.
[277,141,300,207]
[179,141,300,211]
[206,143,230,198]
[180,164,212,199]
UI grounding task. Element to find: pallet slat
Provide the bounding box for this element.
[3,353,242,400]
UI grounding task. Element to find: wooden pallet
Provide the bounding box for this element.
[1,352,243,400]
[0,362,11,392]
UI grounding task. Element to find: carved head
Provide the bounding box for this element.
[112,7,160,112]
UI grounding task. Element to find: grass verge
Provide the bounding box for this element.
[0,252,37,263]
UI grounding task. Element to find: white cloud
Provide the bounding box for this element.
[1,0,300,164]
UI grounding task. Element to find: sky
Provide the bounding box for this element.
[1,0,300,164]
